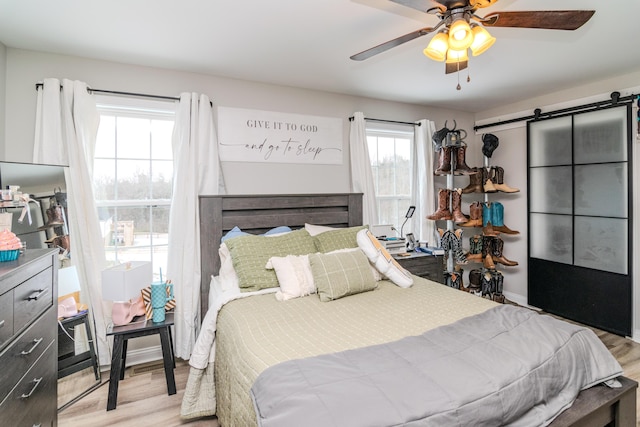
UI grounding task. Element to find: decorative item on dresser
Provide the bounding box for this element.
[392,252,444,284]
[0,249,59,427]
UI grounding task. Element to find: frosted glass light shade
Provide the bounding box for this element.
[445,48,469,63]
[423,32,449,61]
[470,25,496,56]
[448,19,473,50]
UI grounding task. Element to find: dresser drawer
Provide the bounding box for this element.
[0,340,57,427]
[13,266,54,336]
[0,290,14,349]
[0,306,56,403]
[0,254,53,296]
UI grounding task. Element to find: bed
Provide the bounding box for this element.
[182,193,637,426]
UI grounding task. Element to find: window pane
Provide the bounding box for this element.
[93,159,115,200]
[151,160,173,199]
[117,117,151,159]
[152,119,174,160]
[116,159,151,200]
[95,115,115,158]
[529,116,572,167]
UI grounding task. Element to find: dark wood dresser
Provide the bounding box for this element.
[0,249,59,426]
[393,252,445,284]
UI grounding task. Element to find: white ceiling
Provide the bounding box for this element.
[0,0,638,112]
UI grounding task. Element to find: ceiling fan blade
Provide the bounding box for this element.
[445,61,468,74]
[481,10,595,30]
[350,27,434,61]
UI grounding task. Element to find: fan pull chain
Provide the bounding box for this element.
[456,61,461,91]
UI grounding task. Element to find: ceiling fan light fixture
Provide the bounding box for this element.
[448,19,473,51]
[470,24,496,56]
[445,47,469,64]
[423,32,449,62]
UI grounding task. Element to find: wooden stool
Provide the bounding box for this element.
[105,312,176,411]
[58,311,100,380]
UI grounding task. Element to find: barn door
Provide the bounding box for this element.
[527,105,632,336]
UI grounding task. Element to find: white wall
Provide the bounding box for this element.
[4,48,477,195]
[473,71,640,337]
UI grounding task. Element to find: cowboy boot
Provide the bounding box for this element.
[468,268,482,292]
[434,147,452,175]
[453,145,476,175]
[481,270,495,297]
[450,188,468,223]
[491,235,518,266]
[450,228,468,265]
[482,235,496,269]
[427,189,453,221]
[491,269,504,295]
[460,201,482,227]
[450,265,463,289]
[482,167,497,193]
[46,205,65,226]
[466,234,483,262]
[461,167,483,194]
[493,166,519,193]
[488,202,519,235]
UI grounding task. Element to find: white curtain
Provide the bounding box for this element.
[411,119,437,246]
[168,93,225,359]
[349,112,378,226]
[33,78,110,365]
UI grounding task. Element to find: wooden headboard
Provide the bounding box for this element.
[198,193,363,315]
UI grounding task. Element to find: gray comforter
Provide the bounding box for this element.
[250,304,622,427]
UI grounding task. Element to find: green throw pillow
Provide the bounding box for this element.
[225,228,317,292]
[312,225,367,253]
[309,249,377,302]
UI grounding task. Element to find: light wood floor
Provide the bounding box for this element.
[58,325,640,427]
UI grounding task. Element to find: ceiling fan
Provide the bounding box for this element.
[351,0,595,81]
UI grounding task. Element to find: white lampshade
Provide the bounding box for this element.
[59,265,82,297]
[101,261,152,301]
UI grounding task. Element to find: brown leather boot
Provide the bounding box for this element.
[493,166,519,193]
[491,235,518,266]
[461,167,483,194]
[460,201,482,227]
[450,188,468,223]
[453,145,476,175]
[427,189,452,221]
[434,147,452,175]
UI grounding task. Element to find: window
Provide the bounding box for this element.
[93,96,176,280]
[366,125,413,232]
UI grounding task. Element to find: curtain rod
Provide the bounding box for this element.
[348,116,421,126]
[35,82,180,102]
[474,91,638,132]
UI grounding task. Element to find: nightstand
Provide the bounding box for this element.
[105,312,176,410]
[393,252,445,284]
[58,311,100,380]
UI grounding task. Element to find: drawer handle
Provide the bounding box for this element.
[21,337,44,355]
[0,319,4,328]
[27,288,48,301]
[21,377,43,399]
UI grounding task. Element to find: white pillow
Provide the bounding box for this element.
[266,248,382,301]
[304,223,337,236]
[266,254,315,301]
[356,229,413,288]
[219,242,240,292]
